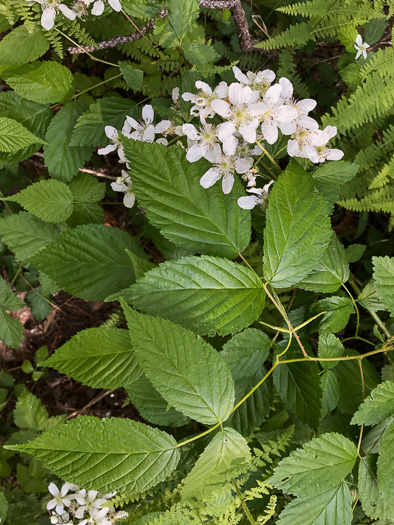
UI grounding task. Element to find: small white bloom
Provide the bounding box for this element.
[75,489,108,519]
[72,0,90,19]
[29,0,76,30]
[354,34,370,60]
[233,66,276,95]
[111,171,136,208]
[287,125,344,163]
[182,122,219,161]
[125,105,170,144]
[182,80,228,121]
[97,118,132,158]
[237,180,274,210]
[91,0,121,15]
[172,87,180,105]
[47,483,72,516]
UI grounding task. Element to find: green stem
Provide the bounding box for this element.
[342,283,360,337]
[232,479,257,525]
[55,29,119,67]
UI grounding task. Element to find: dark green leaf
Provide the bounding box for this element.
[373,256,394,316]
[0,25,49,66]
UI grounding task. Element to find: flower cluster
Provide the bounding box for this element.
[99,67,344,210]
[28,0,121,31]
[47,482,127,525]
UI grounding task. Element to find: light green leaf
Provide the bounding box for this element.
[377,422,394,506]
[358,279,387,312]
[0,492,8,523]
[277,483,352,525]
[298,236,349,293]
[359,454,394,519]
[122,304,235,425]
[70,97,138,147]
[182,427,251,500]
[122,142,251,258]
[119,62,144,91]
[373,256,394,316]
[362,417,394,455]
[31,224,146,301]
[5,61,74,103]
[321,371,340,418]
[122,0,161,19]
[126,249,155,280]
[183,43,219,65]
[0,278,25,311]
[0,117,46,152]
[5,416,180,494]
[43,101,93,182]
[318,333,344,370]
[352,381,394,426]
[67,173,105,226]
[312,161,358,209]
[270,433,357,496]
[0,212,64,260]
[0,25,49,66]
[0,309,23,350]
[43,328,142,389]
[125,375,190,427]
[263,161,332,288]
[6,180,74,223]
[168,0,199,43]
[310,296,354,333]
[119,255,265,336]
[345,244,365,263]
[14,391,48,432]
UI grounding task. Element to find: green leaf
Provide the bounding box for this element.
[298,236,349,293]
[273,349,322,429]
[5,416,180,494]
[6,180,74,223]
[310,296,354,333]
[4,61,74,104]
[312,161,358,209]
[122,0,161,19]
[321,371,340,418]
[359,454,394,519]
[0,212,64,260]
[358,279,387,312]
[263,161,332,288]
[126,249,155,280]
[270,433,357,496]
[14,391,48,432]
[70,97,138,147]
[377,422,394,505]
[119,63,144,91]
[0,492,8,523]
[182,427,251,500]
[120,255,265,336]
[43,101,93,182]
[362,418,393,455]
[31,224,145,301]
[183,43,219,65]
[0,309,23,350]
[43,328,142,389]
[277,483,352,525]
[122,304,235,425]
[125,375,190,427]
[318,333,344,370]
[0,278,25,310]
[67,173,105,226]
[352,381,394,427]
[25,288,52,322]
[0,117,46,152]
[373,256,394,316]
[168,0,199,43]
[345,244,365,263]
[0,25,49,66]
[122,142,251,258]
[364,17,387,45]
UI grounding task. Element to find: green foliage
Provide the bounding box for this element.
[0,25,48,66]
[352,381,394,426]
[0,277,24,349]
[373,256,394,316]
[0,117,46,152]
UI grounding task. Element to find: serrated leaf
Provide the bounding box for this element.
[127,249,155,280]
[5,61,74,103]
[273,349,322,429]
[373,256,394,316]
[352,381,394,427]
[43,328,142,389]
[7,180,74,223]
[119,63,144,91]
[119,255,265,336]
[70,97,138,147]
[345,244,365,263]
[358,279,387,312]
[122,304,235,425]
[298,236,349,293]
[0,278,25,310]
[359,454,394,519]
[364,17,387,45]
[0,25,49,66]
[43,101,93,182]
[122,142,251,258]
[0,309,24,349]
[14,391,48,432]
[321,371,340,418]
[377,422,394,504]
[31,224,145,301]
[67,173,105,226]
[0,117,46,152]
[125,375,190,427]
[312,161,358,209]
[183,43,219,65]
[362,417,394,455]
[263,161,332,288]
[0,492,8,523]
[310,296,354,333]
[5,416,180,494]
[277,483,352,525]
[318,333,344,370]
[26,288,52,322]
[270,433,357,496]
[168,0,199,42]
[182,427,251,500]
[0,212,64,260]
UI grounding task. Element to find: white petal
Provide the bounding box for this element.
[355,34,363,46]
[239,123,257,143]
[276,105,298,122]
[222,173,234,194]
[58,4,76,20]
[186,144,204,162]
[98,144,117,155]
[47,499,57,511]
[229,82,246,105]
[143,125,155,143]
[222,134,238,156]
[60,483,71,497]
[75,508,85,519]
[258,69,276,83]
[298,116,319,131]
[104,125,117,140]
[218,121,236,142]
[142,104,154,124]
[121,119,132,134]
[355,49,361,60]
[264,83,282,103]
[91,0,104,15]
[248,102,270,117]
[261,123,278,145]
[362,49,367,59]
[278,121,296,135]
[238,195,258,209]
[111,182,125,192]
[182,123,199,141]
[172,87,179,103]
[155,120,171,134]
[195,81,212,95]
[215,81,228,99]
[279,77,293,98]
[181,92,195,102]
[297,98,317,113]
[41,7,56,30]
[303,145,319,163]
[126,116,139,130]
[210,99,231,118]
[156,137,168,145]
[108,0,122,10]
[235,157,253,174]
[233,66,250,84]
[326,148,344,160]
[287,139,300,157]
[55,503,64,516]
[204,143,222,163]
[200,168,221,189]
[124,192,135,208]
[48,483,59,497]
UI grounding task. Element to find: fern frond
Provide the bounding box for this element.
[369,154,394,189]
[255,21,313,50]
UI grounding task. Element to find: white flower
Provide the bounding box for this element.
[355,34,370,60]
[126,105,171,143]
[115,511,128,520]
[75,489,108,519]
[287,125,344,163]
[79,508,112,525]
[278,78,319,134]
[182,122,219,161]
[201,144,253,194]
[29,0,76,30]
[171,87,180,105]
[111,171,136,208]
[72,0,90,19]
[47,483,72,516]
[237,180,274,210]
[182,80,228,121]
[91,0,121,15]
[233,66,276,95]
[97,118,132,157]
